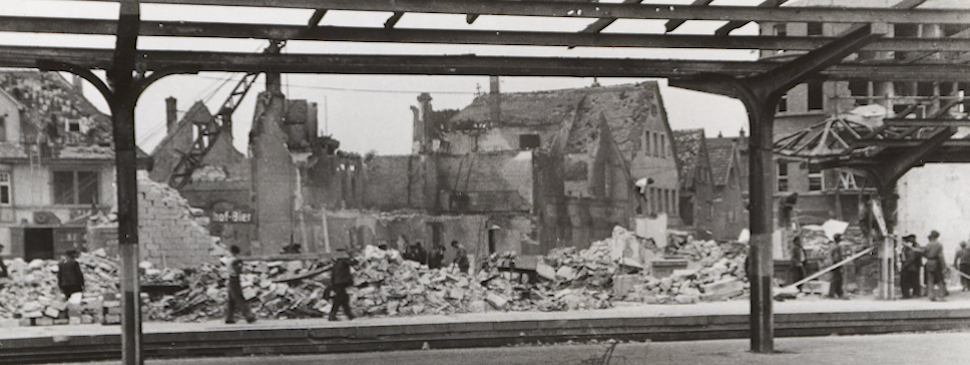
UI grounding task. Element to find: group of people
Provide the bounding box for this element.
[403,240,470,273]
[900,230,949,301]
[789,234,855,299]
[789,229,967,302]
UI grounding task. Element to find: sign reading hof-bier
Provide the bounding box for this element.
[212,210,253,224]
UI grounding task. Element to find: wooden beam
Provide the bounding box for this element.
[66,0,970,25]
[5,17,970,52]
[3,45,970,80]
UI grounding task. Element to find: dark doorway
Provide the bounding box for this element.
[488,227,499,254]
[25,228,54,261]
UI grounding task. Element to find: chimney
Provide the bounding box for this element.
[72,75,83,94]
[489,76,500,126]
[414,93,433,153]
[165,97,178,135]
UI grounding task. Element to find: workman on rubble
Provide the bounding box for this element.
[327,248,357,321]
[57,248,85,300]
[223,245,256,324]
[955,241,970,292]
[923,230,948,301]
[900,234,923,298]
[451,240,470,274]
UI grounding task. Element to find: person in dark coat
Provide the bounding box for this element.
[451,240,470,274]
[327,249,357,321]
[57,249,84,299]
[224,245,256,324]
[827,235,846,299]
[428,244,445,270]
[954,241,970,292]
[900,235,923,298]
[923,230,947,301]
[790,236,807,289]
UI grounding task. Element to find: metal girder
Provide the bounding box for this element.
[715,0,790,36]
[665,0,712,33]
[384,12,405,29]
[307,9,328,28]
[7,16,970,52]
[851,139,970,148]
[884,119,970,127]
[869,127,955,192]
[576,0,642,35]
[65,0,970,25]
[6,45,970,80]
[750,24,884,99]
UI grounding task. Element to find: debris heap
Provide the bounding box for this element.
[0,227,755,325]
[0,250,119,325]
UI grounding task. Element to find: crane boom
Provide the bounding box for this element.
[167,40,284,189]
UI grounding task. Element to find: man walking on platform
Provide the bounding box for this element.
[955,241,970,292]
[224,245,256,324]
[790,236,807,289]
[924,230,947,301]
[327,249,357,321]
[827,235,846,299]
[57,249,85,300]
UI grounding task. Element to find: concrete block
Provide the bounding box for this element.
[613,274,642,298]
[485,293,509,310]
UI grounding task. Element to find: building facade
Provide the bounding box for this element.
[0,71,132,260]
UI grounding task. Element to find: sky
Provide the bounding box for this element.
[0,0,758,156]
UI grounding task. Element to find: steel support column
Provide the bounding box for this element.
[109,2,143,364]
[670,24,881,353]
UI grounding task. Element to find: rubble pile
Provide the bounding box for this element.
[0,227,757,325]
[145,259,334,322]
[0,250,119,324]
[620,255,748,304]
[349,245,487,316]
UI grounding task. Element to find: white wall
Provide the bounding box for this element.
[897,164,970,262]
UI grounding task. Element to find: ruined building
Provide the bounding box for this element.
[364,81,680,256]
[0,71,150,260]
[150,90,361,256]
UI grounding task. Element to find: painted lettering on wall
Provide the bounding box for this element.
[212,210,253,224]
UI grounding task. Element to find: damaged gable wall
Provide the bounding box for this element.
[250,90,297,255]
